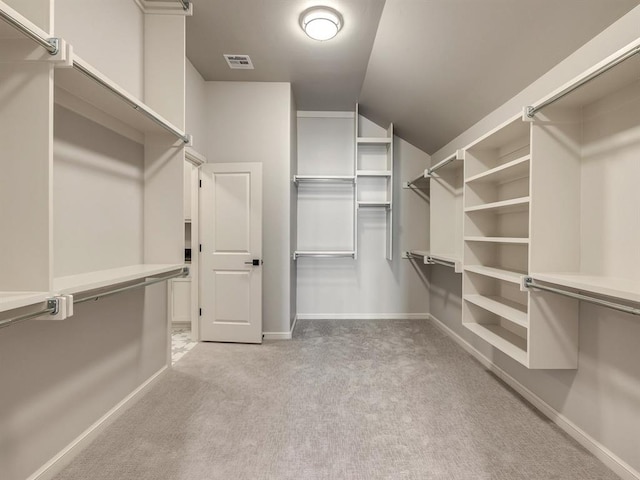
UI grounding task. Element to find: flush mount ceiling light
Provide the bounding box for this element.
[300,6,343,41]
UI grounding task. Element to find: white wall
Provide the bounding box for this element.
[186,59,208,157]
[203,82,294,335]
[54,0,145,99]
[296,114,431,318]
[430,6,640,477]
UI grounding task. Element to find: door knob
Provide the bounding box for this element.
[244,259,262,266]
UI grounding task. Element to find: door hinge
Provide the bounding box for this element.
[199,308,202,316]
[199,179,202,188]
[199,244,202,252]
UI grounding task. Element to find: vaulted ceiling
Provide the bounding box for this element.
[186,0,640,154]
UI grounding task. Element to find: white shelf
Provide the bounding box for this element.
[465,196,530,214]
[357,137,392,145]
[55,55,187,142]
[530,273,640,304]
[465,236,529,244]
[464,265,526,284]
[294,251,355,259]
[464,295,528,328]
[358,201,391,208]
[356,170,392,177]
[0,291,51,313]
[463,322,528,365]
[429,253,463,272]
[407,250,429,264]
[53,264,184,295]
[465,155,530,185]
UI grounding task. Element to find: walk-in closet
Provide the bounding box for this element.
[0,1,639,479]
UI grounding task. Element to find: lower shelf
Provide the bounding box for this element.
[463,322,528,366]
[464,294,528,328]
[293,251,355,260]
[53,264,185,295]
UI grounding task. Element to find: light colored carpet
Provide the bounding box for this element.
[53,319,619,480]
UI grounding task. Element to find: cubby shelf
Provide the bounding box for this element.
[464,196,530,214]
[465,155,530,185]
[464,294,528,328]
[464,323,528,365]
[52,264,185,295]
[464,236,529,244]
[464,265,525,284]
[530,273,640,304]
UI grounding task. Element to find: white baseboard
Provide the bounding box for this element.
[428,314,640,480]
[296,313,429,321]
[30,365,169,480]
[263,315,298,340]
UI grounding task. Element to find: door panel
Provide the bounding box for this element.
[200,163,262,343]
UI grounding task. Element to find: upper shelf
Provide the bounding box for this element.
[0,291,51,314]
[357,170,392,177]
[53,264,184,296]
[466,155,530,184]
[530,273,640,304]
[55,55,189,144]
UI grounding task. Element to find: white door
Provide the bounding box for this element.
[200,163,263,343]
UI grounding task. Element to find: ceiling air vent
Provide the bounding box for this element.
[224,54,254,70]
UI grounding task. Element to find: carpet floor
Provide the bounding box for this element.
[53,319,619,480]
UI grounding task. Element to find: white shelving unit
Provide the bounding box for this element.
[294,112,356,260]
[461,115,578,369]
[0,1,188,316]
[355,103,394,260]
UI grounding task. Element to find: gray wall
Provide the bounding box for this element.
[203,81,294,335]
[430,6,640,476]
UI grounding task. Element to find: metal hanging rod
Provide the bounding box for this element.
[178,0,191,10]
[72,61,191,144]
[74,267,189,305]
[0,8,59,54]
[293,251,355,260]
[293,175,355,184]
[428,150,463,175]
[0,299,60,330]
[428,257,456,268]
[524,277,640,316]
[526,44,640,118]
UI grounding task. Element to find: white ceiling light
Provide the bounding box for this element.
[300,7,343,41]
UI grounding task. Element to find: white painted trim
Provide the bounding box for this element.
[263,331,292,340]
[185,147,207,166]
[136,0,193,15]
[296,313,429,321]
[427,314,640,480]
[263,315,299,340]
[29,366,169,480]
[297,111,355,119]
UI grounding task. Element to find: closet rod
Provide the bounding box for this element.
[0,9,59,54]
[428,257,456,268]
[74,267,189,305]
[524,277,640,316]
[72,61,191,144]
[428,154,456,175]
[0,299,60,330]
[526,44,640,118]
[293,252,355,260]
